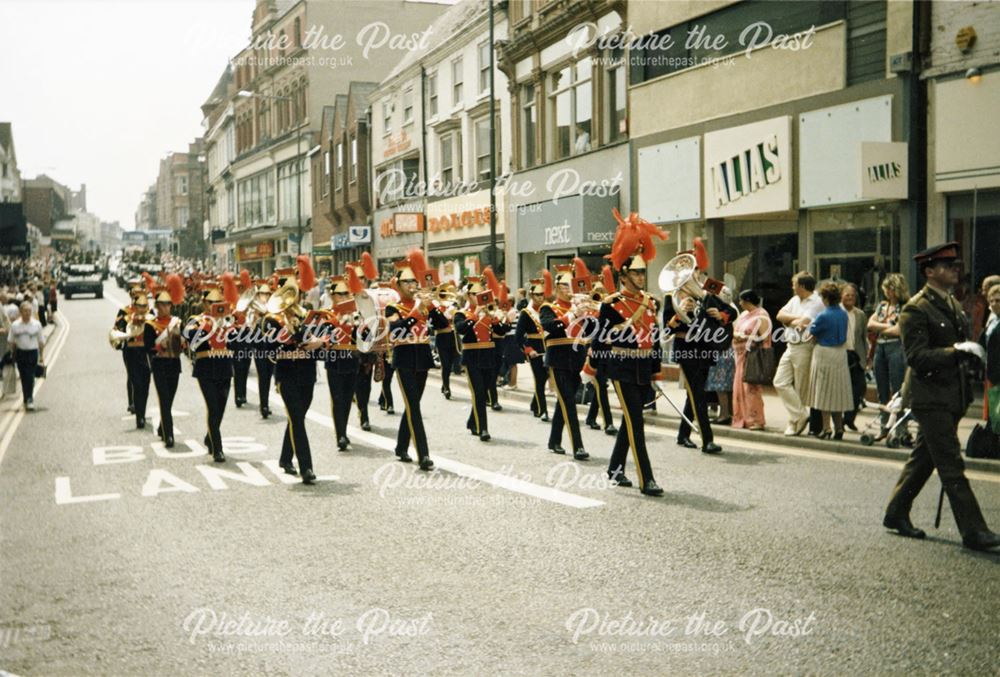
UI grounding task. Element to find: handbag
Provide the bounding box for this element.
[35,363,47,379]
[743,341,776,386]
[965,423,1000,459]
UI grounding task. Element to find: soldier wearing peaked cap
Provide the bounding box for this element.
[111,286,152,429]
[515,276,550,422]
[883,242,1000,552]
[143,275,185,448]
[383,250,436,470]
[594,209,669,496]
[252,279,275,419]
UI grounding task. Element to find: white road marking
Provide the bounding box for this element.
[244,380,604,509]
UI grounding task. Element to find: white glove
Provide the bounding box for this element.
[953,341,986,363]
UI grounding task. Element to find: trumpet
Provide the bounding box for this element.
[108,311,149,347]
[571,293,601,315]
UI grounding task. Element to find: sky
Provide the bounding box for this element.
[0,0,254,230]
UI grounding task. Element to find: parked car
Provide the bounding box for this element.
[63,264,103,299]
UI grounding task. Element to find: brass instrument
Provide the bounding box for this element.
[266,279,306,333]
[657,252,705,324]
[108,309,149,347]
[355,286,398,353]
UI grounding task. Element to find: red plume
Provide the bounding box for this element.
[543,270,553,299]
[221,272,239,305]
[573,257,590,279]
[499,282,509,306]
[693,237,709,271]
[297,255,316,292]
[141,271,156,296]
[240,268,252,292]
[346,266,364,295]
[601,265,615,292]
[407,248,428,278]
[360,252,378,280]
[483,266,500,297]
[166,274,185,305]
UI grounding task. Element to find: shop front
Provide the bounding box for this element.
[327,225,373,275]
[372,199,426,279]
[426,189,506,284]
[515,193,618,286]
[235,240,276,277]
[934,69,1000,292]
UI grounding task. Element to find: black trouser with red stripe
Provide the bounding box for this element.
[150,358,180,440]
[436,332,459,392]
[586,373,613,428]
[548,367,583,450]
[528,356,548,417]
[678,360,713,445]
[466,366,490,434]
[328,369,358,441]
[123,347,150,425]
[379,361,395,410]
[278,380,313,472]
[232,355,251,404]
[197,377,230,455]
[609,379,656,490]
[395,368,429,461]
[254,355,274,413]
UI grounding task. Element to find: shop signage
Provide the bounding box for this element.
[516,193,618,253]
[383,131,412,159]
[331,233,351,250]
[426,189,506,245]
[379,212,424,238]
[237,241,274,260]
[860,142,908,200]
[348,226,371,243]
[704,116,791,218]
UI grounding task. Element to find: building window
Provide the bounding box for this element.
[176,206,189,227]
[336,143,343,190]
[605,48,626,143]
[176,175,189,196]
[403,88,414,125]
[277,160,302,223]
[521,83,536,169]
[293,17,301,47]
[382,100,393,135]
[350,137,358,184]
[474,118,492,183]
[323,151,330,197]
[427,72,438,118]
[549,57,591,160]
[451,58,463,108]
[375,157,420,206]
[478,42,490,94]
[237,169,275,227]
[441,134,456,189]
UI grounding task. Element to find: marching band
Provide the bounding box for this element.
[108,209,738,496]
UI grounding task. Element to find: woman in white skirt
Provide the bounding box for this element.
[807,282,852,440]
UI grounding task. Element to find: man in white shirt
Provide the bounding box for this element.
[10,301,45,410]
[774,271,824,436]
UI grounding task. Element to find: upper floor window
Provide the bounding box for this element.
[549,57,591,160]
[451,58,463,108]
[350,137,358,183]
[605,48,626,143]
[478,42,490,94]
[382,100,393,135]
[521,84,536,169]
[427,72,438,118]
[403,88,414,125]
[439,131,462,190]
[474,117,493,183]
[336,143,343,190]
[323,151,330,197]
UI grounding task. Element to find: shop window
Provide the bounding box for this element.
[723,222,798,321]
[548,57,592,160]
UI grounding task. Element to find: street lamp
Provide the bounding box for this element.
[237,89,305,258]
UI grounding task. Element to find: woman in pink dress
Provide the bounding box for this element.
[732,290,771,430]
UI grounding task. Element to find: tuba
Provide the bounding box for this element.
[657,253,705,324]
[266,279,306,332]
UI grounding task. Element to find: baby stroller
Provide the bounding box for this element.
[859,390,916,448]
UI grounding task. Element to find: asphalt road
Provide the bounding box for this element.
[1,281,997,676]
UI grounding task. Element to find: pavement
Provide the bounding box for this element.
[469,361,1000,474]
[0,281,997,676]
